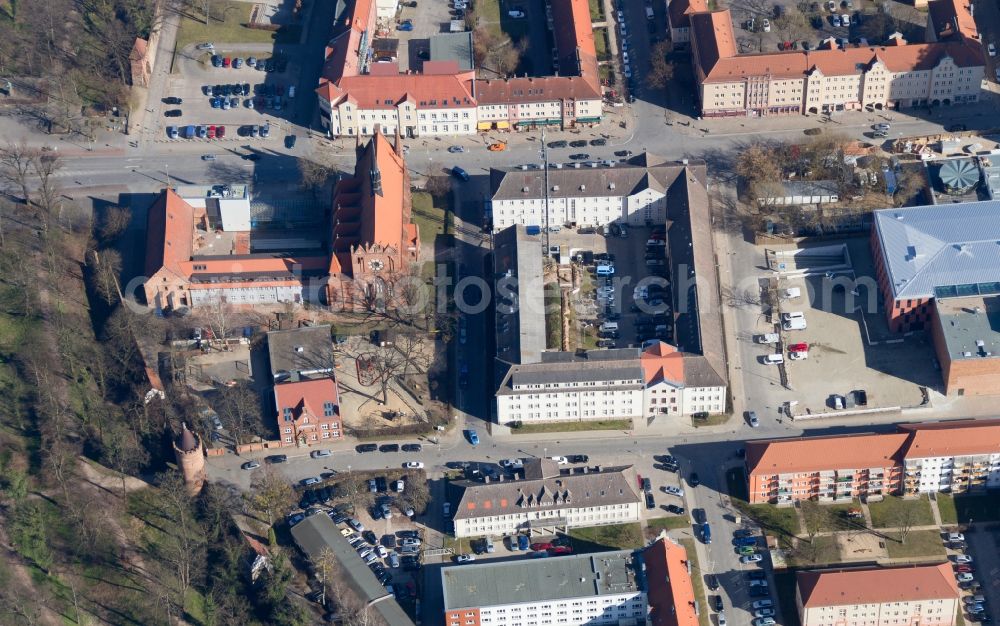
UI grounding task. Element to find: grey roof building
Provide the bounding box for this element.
[490,161,681,201]
[441,549,646,619]
[289,513,413,625]
[872,201,1000,300]
[429,32,474,71]
[447,461,642,537]
[266,325,335,381]
[495,348,645,396]
[494,225,546,364]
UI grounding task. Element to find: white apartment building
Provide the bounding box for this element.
[443,550,648,626]
[900,421,1000,493]
[475,76,604,131]
[642,342,728,417]
[797,565,960,626]
[691,0,985,118]
[667,0,708,47]
[448,460,642,538]
[488,161,678,230]
[494,349,645,425]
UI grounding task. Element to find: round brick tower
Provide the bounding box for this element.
[173,422,206,496]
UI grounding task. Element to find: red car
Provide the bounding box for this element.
[207,125,216,139]
[788,342,808,353]
[217,125,226,138]
[955,565,975,573]
[548,546,573,555]
[222,57,231,67]
[531,542,554,551]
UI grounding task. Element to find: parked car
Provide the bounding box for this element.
[311,449,333,458]
[664,485,684,497]
[403,461,424,469]
[666,504,685,515]
[741,554,764,564]
[241,460,261,470]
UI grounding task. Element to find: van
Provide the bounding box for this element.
[596,264,615,276]
[783,318,807,331]
[600,322,619,333]
[784,287,801,299]
[484,537,495,553]
[764,354,785,365]
[288,85,296,98]
[602,224,611,236]
[645,5,654,18]
[757,333,780,344]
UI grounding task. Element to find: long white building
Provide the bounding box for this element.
[447,460,642,538]
[899,420,1000,493]
[487,156,694,230]
[495,349,646,425]
[442,549,648,626]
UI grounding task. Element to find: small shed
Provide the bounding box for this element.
[758,180,840,206]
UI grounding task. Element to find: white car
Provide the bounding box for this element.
[741,553,764,563]
[956,573,974,583]
[840,13,850,26]
[402,538,422,547]
[404,461,425,469]
[623,66,632,78]
[947,532,965,542]
[954,555,974,564]
[752,600,774,610]
[550,456,569,465]
[310,449,333,458]
[375,545,388,558]
[762,19,771,31]
[508,10,525,17]
[755,609,776,618]
[989,42,997,57]
[664,485,684,497]
[196,42,215,50]
[500,458,524,469]
[622,51,630,64]
[456,554,476,563]
[718,612,727,626]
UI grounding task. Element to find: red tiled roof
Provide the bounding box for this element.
[477,75,601,104]
[898,418,1000,459]
[331,72,477,109]
[551,0,601,90]
[668,0,709,30]
[745,433,910,475]
[273,377,341,422]
[645,538,699,626]
[690,9,738,76]
[145,189,194,278]
[797,564,959,608]
[641,342,684,385]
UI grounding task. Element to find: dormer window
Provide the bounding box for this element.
[324,402,336,417]
[282,407,293,422]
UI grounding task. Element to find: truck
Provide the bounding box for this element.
[182,125,197,139]
[525,225,542,236]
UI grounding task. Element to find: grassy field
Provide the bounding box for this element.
[815,501,861,532]
[594,28,610,60]
[510,419,632,434]
[690,413,730,427]
[569,523,644,551]
[175,0,283,48]
[868,495,934,528]
[589,0,605,20]
[411,191,449,246]
[939,493,1000,524]
[884,529,946,559]
[784,535,840,567]
[648,516,692,531]
[725,468,802,538]
[679,539,711,626]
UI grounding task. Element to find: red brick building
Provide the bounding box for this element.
[273,378,342,446]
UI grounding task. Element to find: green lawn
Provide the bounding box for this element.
[868,495,934,529]
[816,501,862,532]
[569,523,643,551]
[784,535,840,567]
[648,516,692,531]
[726,468,801,538]
[679,539,711,626]
[594,28,610,61]
[690,413,730,427]
[411,191,448,246]
[884,529,946,559]
[510,419,632,434]
[589,0,605,21]
[175,0,283,48]
[945,493,1000,524]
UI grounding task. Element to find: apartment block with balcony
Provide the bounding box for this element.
[747,420,1000,504]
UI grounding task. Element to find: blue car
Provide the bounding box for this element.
[734,536,757,547]
[211,54,222,67]
[518,534,529,550]
[210,97,221,108]
[451,166,470,181]
[466,429,479,445]
[397,19,414,30]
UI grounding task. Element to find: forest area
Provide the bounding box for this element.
[0,153,309,625]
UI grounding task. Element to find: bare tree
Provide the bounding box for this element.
[246,464,295,526]
[92,248,123,305]
[645,41,675,90]
[424,175,452,200]
[101,418,149,498]
[891,499,920,545]
[344,334,430,404]
[155,472,207,612]
[299,158,336,196]
[31,150,61,230]
[98,205,132,244]
[216,382,265,445]
[0,141,37,206]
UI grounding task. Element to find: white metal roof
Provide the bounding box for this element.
[873,200,1000,300]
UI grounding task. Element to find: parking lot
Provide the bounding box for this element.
[156,46,301,144]
[546,225,673,350]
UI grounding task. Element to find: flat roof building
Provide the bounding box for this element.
[442,549,648,626]
[493,225,546,365]
[266,325,335,381]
